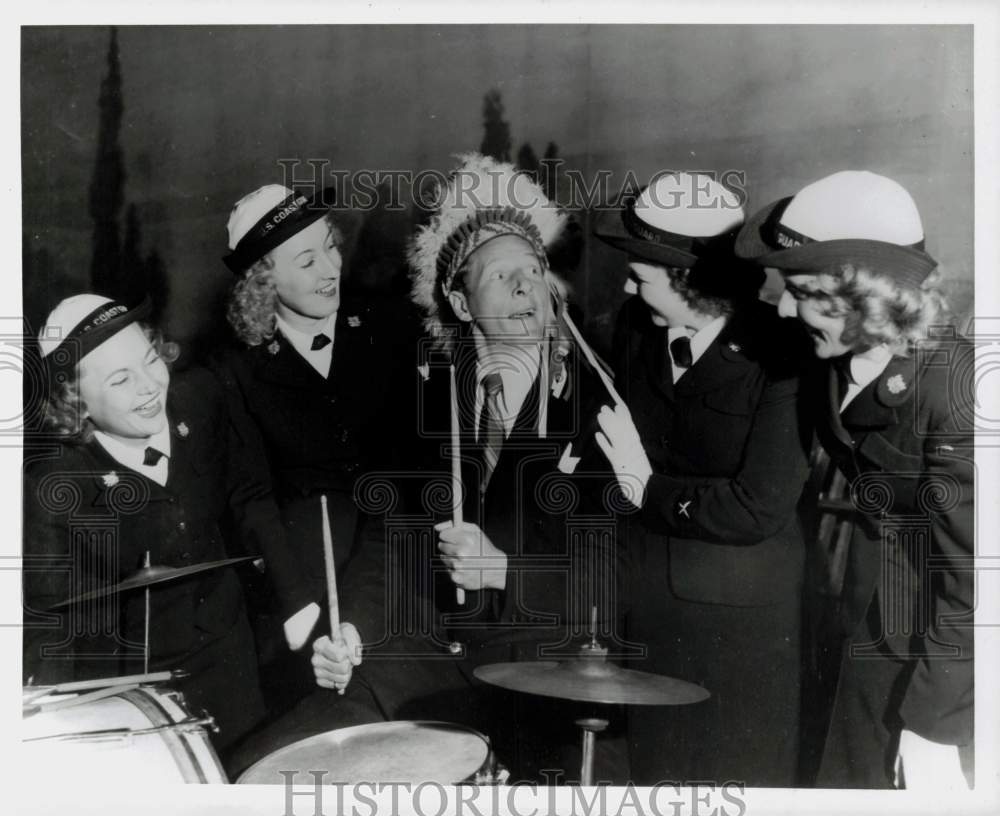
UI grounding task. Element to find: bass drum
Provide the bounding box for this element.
[22,685,226,784]
[237,720,503,785]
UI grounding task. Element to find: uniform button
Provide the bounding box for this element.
[182,552,191,560]
[329,397,337,405]
[198,597,205,605]
[178,522,186,532]
[660,435,669,447]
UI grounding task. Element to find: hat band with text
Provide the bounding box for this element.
[224,187,336,274]
[45,297,150,368]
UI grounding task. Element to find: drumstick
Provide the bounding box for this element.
[449,365,466,606]
[41,670,184,696]
[320,495,345,696]
[560,308,624,408]
[27,683,141,716]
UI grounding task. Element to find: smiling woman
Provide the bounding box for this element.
[209,178,413,728]
[43,324,179,444]
[24,293,274,763]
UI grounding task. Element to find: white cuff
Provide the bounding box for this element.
[284,602,321,651]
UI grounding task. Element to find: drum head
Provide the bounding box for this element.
[238,721,490,785]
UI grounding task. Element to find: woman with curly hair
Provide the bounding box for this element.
[736,170,975,790]
[23,294,272,758]
[210,183,413,715]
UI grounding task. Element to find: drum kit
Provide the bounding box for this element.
[25,558,710,786]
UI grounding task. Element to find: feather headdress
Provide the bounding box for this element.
[409,152,567,351]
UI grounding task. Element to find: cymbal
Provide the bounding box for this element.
[50,556,258,608]
[473,651,710,707]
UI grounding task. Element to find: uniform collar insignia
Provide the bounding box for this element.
[875,355,916,407]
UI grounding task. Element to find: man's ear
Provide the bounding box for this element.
[447,290,474,323]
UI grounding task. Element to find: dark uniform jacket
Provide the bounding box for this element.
[22,367,271,745]
[813,338,974,747]
[612,296,812,786]
[614,296,812,607]
[209,295,415,633]
[416,334,616,648]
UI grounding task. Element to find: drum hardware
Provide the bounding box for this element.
[575,717,608,787]
[22,685,227,784]
[49,555,259,608]
[24,714,218,744]
[49,552,257,675]
[474,607,711,785]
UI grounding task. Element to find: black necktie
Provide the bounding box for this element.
[480,372,505,492]
[311,333,332,351]
[143,447,165,467]
[669,335,693,369]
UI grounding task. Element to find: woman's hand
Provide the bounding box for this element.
[311,622,362,694]
[595,403,653,508]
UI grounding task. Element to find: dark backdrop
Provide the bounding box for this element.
[21,25,973,354]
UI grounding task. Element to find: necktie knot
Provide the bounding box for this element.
[311,333,332,351]
[143,447,165,467]
[669,335,694,369]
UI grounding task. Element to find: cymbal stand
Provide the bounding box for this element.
[143,551,151,675]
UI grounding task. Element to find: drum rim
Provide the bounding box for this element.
[237,720,491,785]
[121,688,227,784]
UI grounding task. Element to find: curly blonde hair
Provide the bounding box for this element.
[787,263,949,354]
[42,326,180,443]
[226,213,343,346]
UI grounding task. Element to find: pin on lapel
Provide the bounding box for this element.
[886,374,907,395]
[267,339,280,356]
[176,422,190,438]
[727,341,742,353]
[102,472,119,487]
[347,315,361,328]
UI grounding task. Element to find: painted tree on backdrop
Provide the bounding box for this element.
[88,26,168,323]
[480,89,512,163]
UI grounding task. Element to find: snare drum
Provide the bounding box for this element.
[237,720,502,785]
[22,685,226,784]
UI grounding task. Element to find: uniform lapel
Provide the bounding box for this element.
[163,400,196,495]
[641,324,674,401]
[840,354,913,431]
[822,363,856,451]
[330,306,374,392]
[673,319,753,398]
[255,329,330,391]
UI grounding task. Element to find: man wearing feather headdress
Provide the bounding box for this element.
[408,152,614,632]
[399,153,627,779]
